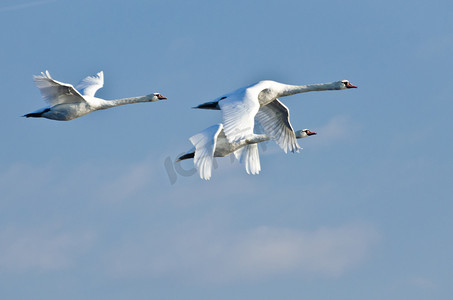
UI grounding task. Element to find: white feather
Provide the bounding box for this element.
[33,70,86,106]
[189,124,223,180]
[75,71,104,97]
[240,144,261,175]
[218,90,260,144]
[255,99,301,153]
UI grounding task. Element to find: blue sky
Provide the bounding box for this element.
[1,0,452,299]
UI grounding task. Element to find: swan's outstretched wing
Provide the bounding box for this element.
[218,90,260,144]
[75,71,104,97]
[239,144,261,175]
[255,99,301,153]
[33,71,86,106]
[189,124,223,180]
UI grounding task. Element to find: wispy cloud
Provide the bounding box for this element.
[310,115,361,147]
[0,162,55,201]
[415,35,453,59]
[0,226,94,272]
[0,158,156,204]
[104,222,380,283]
[409,277,437,289]
[97,158,155,202]
[0,0,56,13]
[391,276,438,292]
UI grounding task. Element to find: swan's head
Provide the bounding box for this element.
[295,129,317,138]
[339,80,357,89]
[150,93,167,101]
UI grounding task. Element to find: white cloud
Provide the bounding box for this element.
[0,227,94,272]
[0,0,56,13]
[0,158,156,203]
[97,158,155,202]
[415,35,453,59]
[0,163,55,200]
[391,276,438,292]
[310,115,361,147]
[104,222,380,283]
[409,277,437,289]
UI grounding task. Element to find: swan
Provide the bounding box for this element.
[177,123,317,180]
[24,70,167,121]
[194,80,356,153]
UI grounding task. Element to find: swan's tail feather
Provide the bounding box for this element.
[23,112,41,118]
[22,108,51,118]
[192,101,220,110]
[240,144,261,175]
[176,152,195,162]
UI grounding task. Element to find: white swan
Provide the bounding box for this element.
[194,80,356,153]
[177,123,316,180]
[24,71,167,121]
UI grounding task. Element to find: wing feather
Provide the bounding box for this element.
[240,144,261,175]
[218,90,260,144]
[33,71,86,106]
[189,124,223,180]
[75,71,104,97]
[255,99,300,153]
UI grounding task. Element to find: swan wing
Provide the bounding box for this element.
[240,144,261,175]
[189,124,223,180]
[233,147,244,160]
[255,99,300,153]
[33,71,86,106]
[218,91,260,144]
[75,71,104,97]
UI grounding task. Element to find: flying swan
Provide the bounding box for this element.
[194,80,356,153]
[177,123,317,180]
[24,70,167,121]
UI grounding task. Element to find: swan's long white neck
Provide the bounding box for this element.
[278,82,341,97]
[244,131,309,145]
[98,95,154,109]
